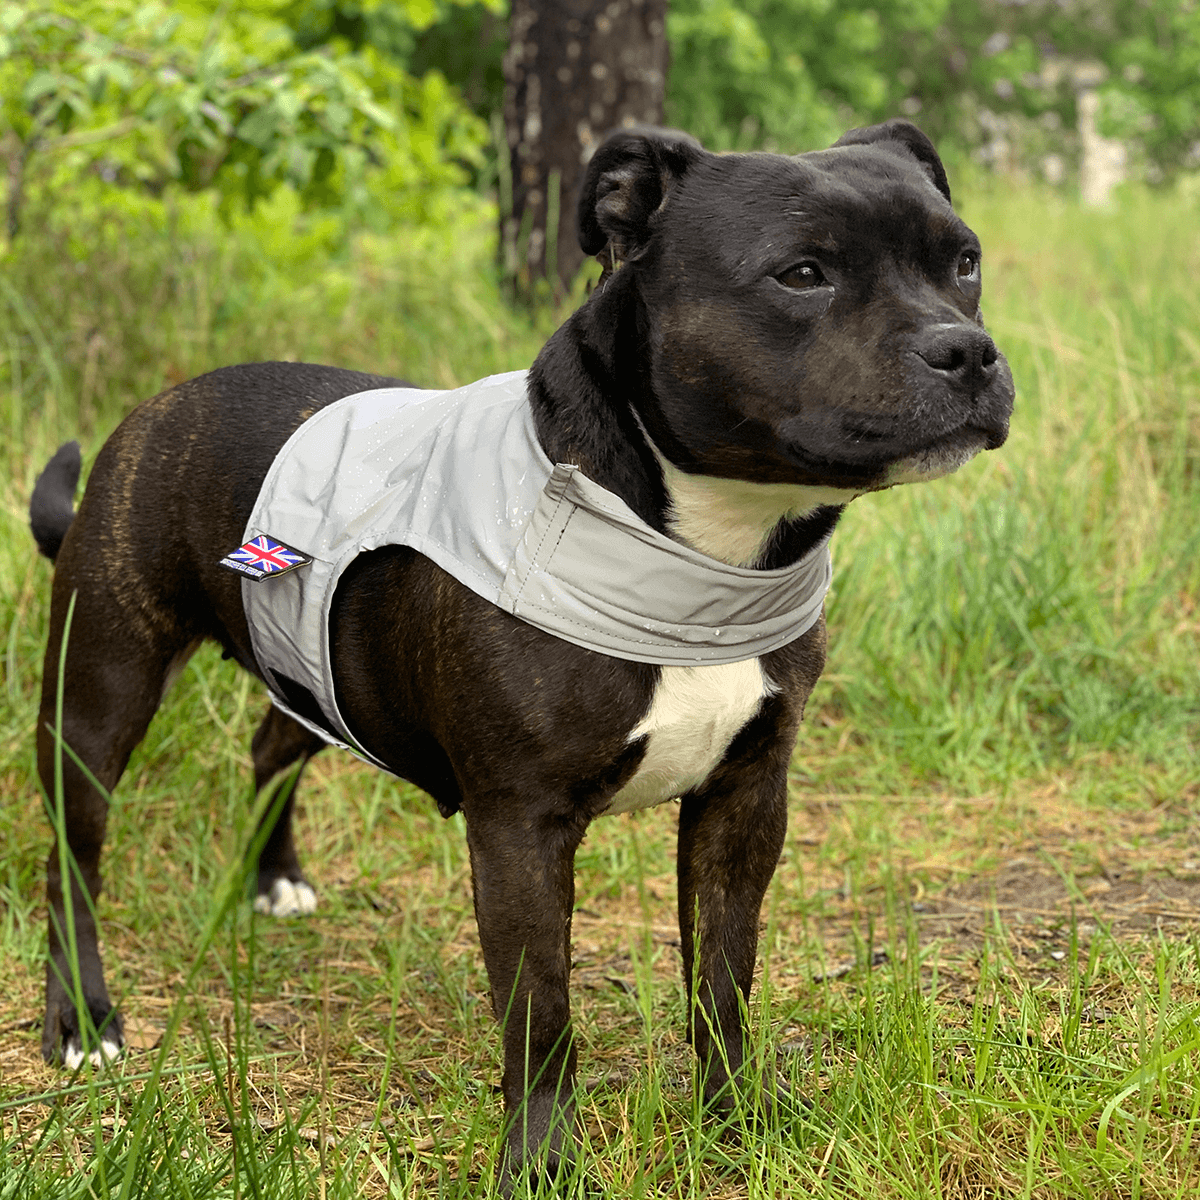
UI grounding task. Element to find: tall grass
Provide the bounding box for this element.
[1,176,1198,1197]
[0,184,550,466]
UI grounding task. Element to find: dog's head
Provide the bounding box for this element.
[579,120,1015,494]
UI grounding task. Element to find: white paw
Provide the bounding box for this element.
[254,878,318,917]
[64,1035,123,1071]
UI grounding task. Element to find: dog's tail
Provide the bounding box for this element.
[30,441,82,562]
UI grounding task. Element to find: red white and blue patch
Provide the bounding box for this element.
[219,535,312,581]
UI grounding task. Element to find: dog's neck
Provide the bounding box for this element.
[630,414,846,566]
[656,456,849,568]
[529,279,848,570]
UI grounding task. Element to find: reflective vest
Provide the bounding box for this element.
[240,370,832,767]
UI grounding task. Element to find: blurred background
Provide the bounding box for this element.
[2,0,1195,301]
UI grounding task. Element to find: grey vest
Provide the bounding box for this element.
[241,371,832,767]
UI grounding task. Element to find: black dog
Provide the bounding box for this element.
[30,120,1013,1184]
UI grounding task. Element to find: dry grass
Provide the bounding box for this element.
[3,746,1198,1196]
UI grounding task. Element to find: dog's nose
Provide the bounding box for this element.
[914,324,999,384]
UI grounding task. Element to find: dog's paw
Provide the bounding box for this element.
[62,1033,123,1071]
[43,995,124,1070]
[254,877,318,917]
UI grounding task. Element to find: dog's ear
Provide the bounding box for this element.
[578,126,705,262]
[833,118,952,205]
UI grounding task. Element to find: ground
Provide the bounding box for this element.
[2,754,1197,1196]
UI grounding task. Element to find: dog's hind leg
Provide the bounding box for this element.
[37,586,198,1068]
[249,705,326,917]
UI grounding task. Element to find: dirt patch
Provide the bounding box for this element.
[775,784,1200,975]
[919,855,1200,944]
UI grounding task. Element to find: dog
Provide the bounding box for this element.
[29,119,1014,1185]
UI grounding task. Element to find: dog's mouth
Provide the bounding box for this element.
[772,413,1007,491]
[880,421,1006,487]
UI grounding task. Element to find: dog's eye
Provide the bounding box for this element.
[956,253,980,284]
[776,263,826,290]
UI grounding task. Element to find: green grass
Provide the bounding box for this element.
[1,176,1198,1197]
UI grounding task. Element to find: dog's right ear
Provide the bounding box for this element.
[578,126,705,263]
[833,118,952,206]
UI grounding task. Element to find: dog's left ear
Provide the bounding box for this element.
[578,126,705,264]
[833,118,952,206]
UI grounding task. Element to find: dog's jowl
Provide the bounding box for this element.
[29,119,1014,1184]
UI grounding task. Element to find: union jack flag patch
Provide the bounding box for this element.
[219,535,312,581]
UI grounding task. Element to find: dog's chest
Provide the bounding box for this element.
[605,659,773,815]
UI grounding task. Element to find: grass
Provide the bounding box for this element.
[0,173,1198,1196]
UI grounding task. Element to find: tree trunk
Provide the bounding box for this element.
[502,0,668,300]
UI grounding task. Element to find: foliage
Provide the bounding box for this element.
[903,0,1200,178]
[5,0,1196,266]
[0,179,540,446]
[664,0,937,153]
[1074,0,1200,173]
[282,0,503,57]
[0,0,491,243]
[278,0,507,182]
[665,0,1200,176]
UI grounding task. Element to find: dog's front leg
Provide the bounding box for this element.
[463,802,585,1190]
[677,759,788,1115]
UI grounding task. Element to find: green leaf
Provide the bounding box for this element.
[23,69,67,106]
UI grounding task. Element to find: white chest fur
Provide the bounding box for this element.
[600,435,840,816]
[605,658,775,815]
